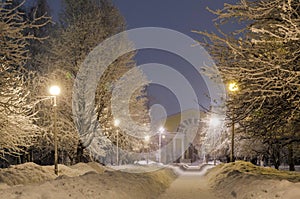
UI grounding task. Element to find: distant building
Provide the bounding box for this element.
[153,109,208,164]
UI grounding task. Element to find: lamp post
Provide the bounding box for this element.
[210,116,220,165]
[49,85,60,175]
[144,135,150,164]
[114,119,120,165]
[158,127,165,163]
[228,82,238,162]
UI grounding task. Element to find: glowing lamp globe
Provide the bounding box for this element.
[228,82,239,92]
[159,127,165,133]
[49,86,61,96]
[144,135,150,142]
[210,117,220,127]
[114,119,120,127]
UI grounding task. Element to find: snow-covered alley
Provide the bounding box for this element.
[158,165,218,199]
[1,161,300,198]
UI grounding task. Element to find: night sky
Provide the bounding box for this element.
[45,0,238,116]
[112,0,237,37]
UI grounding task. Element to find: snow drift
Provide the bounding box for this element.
[0,162,176,199]
[206,161,300,199]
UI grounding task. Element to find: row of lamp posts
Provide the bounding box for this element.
[112,118,165,165]
[145,127,165,164]
[47,81,238,175]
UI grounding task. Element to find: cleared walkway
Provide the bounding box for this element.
[158,165,219,199]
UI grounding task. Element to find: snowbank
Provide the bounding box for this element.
[0,162,176,199]
[0,162,106,186]
[206,161,300,199]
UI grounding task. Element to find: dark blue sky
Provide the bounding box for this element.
[47,0,237,37]
[112,0,237,38]
[109,0,238,115]
[45,0,238,116]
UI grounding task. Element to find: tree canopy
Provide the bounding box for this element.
[196,0,299,169]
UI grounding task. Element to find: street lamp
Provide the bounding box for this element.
[49,85,60,175]
[158,127,165,163]
[228,82,239,162]
[114,119,120,165]
[210,116,220,165]
[144,135,150,142]
[229,82,239,92]
[144,135,150,164]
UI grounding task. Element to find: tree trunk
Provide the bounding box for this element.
[272,146,281,170]
[288,144,295,171]
[274,160,280,170]
[76,141,84,163]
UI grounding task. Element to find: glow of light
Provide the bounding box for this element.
[49,85,60,96]
[210,117,220,127]
[114,119,120,127]
[159,127,165,133]
[144,135,150,142]
[228,82,239,92]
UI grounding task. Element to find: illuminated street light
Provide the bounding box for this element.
[49,85,61,96]
[49,85,60,175]
[158,127,165,163]
[210,116,220,165]
[159,127,164,133]
[229,82,239,92]
[228,82,239,162]
[144,135,150,142]
[144,135,150,164]
[210,116,220,127]
[114,119,120,127]
[114,119,120,165]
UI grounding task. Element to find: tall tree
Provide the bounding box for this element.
[35,0,149,164]
[0,0,50,164]
[196,0,300,169]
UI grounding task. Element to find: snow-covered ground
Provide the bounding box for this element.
[1,161,299,199]
[0,162,176,199]
[160,161,300,199]
[206,161,300,199]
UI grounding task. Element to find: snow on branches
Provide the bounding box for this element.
[195,0,299,164]
[0,0,51,160]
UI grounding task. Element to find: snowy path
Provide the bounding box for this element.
[158,165,219,199]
